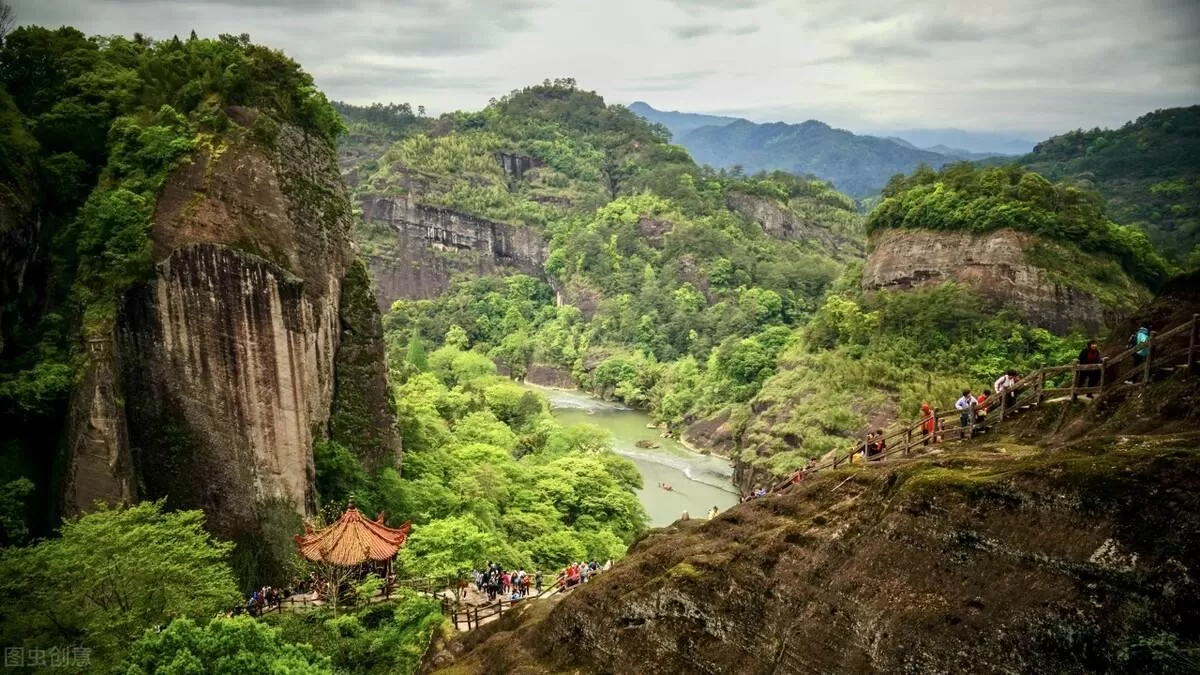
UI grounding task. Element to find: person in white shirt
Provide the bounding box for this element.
[955,390,978,431]
[993,370,1019,409]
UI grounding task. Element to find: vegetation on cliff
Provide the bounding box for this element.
[0,28,345,538]
[869,163,1173,288]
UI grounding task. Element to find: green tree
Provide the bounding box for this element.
[0,501,240,670]
[124,616,332,675]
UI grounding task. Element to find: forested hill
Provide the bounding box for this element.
[334,81,1145,497]
[1007,105,1200,262]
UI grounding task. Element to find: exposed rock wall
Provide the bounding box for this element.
[524,363,576,389]
[61,116,399,583]
[726,192,856,258]
[119,245,330,536]
[359,194,547,308]
[496,152,540,180]
[62,337,136,514]
[863,228,1123,334]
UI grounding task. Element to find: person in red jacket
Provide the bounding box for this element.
[920,402,936,446]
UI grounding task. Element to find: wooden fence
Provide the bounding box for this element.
[768,314,1200,491]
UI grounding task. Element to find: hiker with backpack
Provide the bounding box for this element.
[1127,322,1151,382]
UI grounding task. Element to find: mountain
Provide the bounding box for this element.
[922,143,1002,161]
[626,101,739,139]
[880,127,1036,155]
[679,117,956,197]
[1010,105,1200,260]
[628,102,1022,197]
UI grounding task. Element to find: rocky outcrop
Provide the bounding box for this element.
[62,337,137,513]
[62,116,399,584]
[0,133,38,355]
[119,245,330,537]
[496,152,540,180]
[433,441,1200,674]
[863,228,1132,334]
[726,192,856,257]
[359,194,548,308]
[524,363,575,389]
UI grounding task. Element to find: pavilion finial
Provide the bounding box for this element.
[347,493,356,509]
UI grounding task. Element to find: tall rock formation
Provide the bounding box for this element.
[61,110,399,582]
[863,228,1144,334]
[359,193,547,309]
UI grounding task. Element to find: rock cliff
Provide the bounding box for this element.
[863,228,1142,334]
[726,192,860,259]
[61,114,399,582]
[432,433,1200,674]
[359,193,548,309]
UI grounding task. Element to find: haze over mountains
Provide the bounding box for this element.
[629,101,1034,197]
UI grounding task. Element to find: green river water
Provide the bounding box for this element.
[535,387,739,527]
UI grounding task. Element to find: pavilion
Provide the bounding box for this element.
[294,501,411,571]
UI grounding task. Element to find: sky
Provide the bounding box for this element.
[12,0,1200,139]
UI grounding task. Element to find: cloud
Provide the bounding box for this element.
[8,0,1199,137]
[624,70,717,92]
[673,24,721,39]
[672,22,761,39]
[669,0,770,9]
[910,17,1035,43]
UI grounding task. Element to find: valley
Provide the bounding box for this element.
[0,6,1197,674]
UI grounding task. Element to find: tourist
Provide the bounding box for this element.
[535,571,543,594]
[1129,322,1151,377]
[920,403,936,445]
[708,505,719,519]
[871,429,886,459]
[1076,338,1103,399]
[994,370,1020,409]
[975,390,990,428]
[955,390,977,434]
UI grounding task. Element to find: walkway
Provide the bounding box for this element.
[766,313,1200,493]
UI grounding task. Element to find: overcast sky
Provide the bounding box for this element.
[12,0,1200,138]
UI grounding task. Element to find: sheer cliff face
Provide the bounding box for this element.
[359,194,547,309]
[863,228,1132,334]
[64,114,398,576]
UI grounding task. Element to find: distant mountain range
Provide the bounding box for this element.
[628,102,1031,197]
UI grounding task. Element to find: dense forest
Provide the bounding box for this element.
[1011,106,1200,265]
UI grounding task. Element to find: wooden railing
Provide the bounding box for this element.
[767,314,1200,492]
[440,569,605,631]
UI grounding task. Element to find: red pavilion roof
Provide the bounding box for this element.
[294,505,411,566]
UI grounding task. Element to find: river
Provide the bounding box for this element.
[536,387,739,527]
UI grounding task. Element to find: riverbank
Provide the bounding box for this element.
[530,386,738,526]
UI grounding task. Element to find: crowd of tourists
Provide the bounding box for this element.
[473,563,541,601]
[240,585,285,617]
[555,560,611,591]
